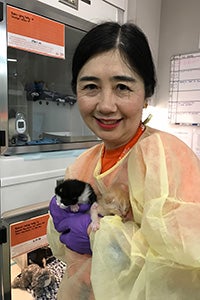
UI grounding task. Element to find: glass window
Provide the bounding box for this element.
[7,23,96,148]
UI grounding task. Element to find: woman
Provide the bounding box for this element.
[47,22,200,299]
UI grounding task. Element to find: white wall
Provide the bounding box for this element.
[150,0,200,157]
[157,0,200,107]
[127,0,200,158]
[127,0,161,70]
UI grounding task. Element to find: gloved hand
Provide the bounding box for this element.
[49,196,92,255]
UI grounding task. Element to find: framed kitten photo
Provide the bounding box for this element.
[59,0,78,10]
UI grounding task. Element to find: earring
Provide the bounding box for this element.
[143,101,148,108]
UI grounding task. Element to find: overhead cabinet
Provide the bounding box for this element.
[37,0,128,23]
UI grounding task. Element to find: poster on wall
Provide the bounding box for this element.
[169,52,200,125]
[7,5,65,59]
[10,214,49,258]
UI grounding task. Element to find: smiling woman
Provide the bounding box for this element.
[76,50,145,149]
[47,21,200,300]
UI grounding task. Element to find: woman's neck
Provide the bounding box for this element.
[103,122,145,150]
[101,123,145,173]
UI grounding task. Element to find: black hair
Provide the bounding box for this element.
[71,21,156,98]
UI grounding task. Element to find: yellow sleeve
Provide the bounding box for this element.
[128,132,200,266]
[47,216,67,263]
[127,132,200,299]
[90,132,200,300]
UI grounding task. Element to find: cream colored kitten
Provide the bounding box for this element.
[90,183,131,231]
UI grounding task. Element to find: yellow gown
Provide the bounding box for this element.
[47,126,200,300]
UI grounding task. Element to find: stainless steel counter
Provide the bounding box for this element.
[2,139,101,156]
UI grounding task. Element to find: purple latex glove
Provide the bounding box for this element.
[49,196,92,255]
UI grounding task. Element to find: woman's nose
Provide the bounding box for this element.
[96,89,117,114]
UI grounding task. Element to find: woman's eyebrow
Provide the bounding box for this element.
[79,75,136,83]
[79,76,99,82]
[112,75,136,82]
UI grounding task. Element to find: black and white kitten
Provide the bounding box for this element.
[55,179,131,232]
[55,179,97,212]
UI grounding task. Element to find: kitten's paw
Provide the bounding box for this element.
[90,220,100,231]
[70,204,79,212]
[90,202,98,211]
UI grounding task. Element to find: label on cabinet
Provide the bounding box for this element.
[10,214,49,258]
[7,5,65,59]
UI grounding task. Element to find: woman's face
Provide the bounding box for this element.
[77,50,146,149]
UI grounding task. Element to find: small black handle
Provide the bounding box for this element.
[0,226,7,244]
[0,130,6,146]
[0,2,3,22]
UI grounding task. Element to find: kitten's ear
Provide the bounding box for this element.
[55,184,63,195]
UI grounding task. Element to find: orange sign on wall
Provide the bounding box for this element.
[7,5,65,59]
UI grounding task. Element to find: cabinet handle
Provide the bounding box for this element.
[0,2,3,22]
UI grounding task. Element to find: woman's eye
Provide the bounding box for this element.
[117,83,131,91]
[80,83,99,96]
[82,83,97,90]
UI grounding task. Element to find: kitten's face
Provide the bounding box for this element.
[55,179,87,205]
[100,187,130,217]
[55,179,96,209]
